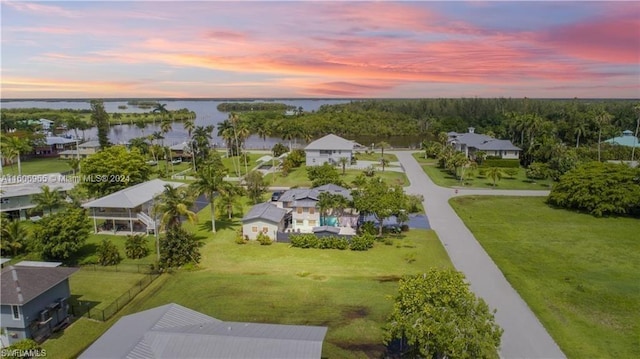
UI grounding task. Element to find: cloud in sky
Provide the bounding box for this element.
[1,1,638,98]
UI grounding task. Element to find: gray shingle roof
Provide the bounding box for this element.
[242,203,288,223]
[0,175,75,198]
[81,179,184,209]
[305,134,355,151]
[475,139,521,151]
[1,266,78,305]
[45,136,76,146]
[79,303,327,359]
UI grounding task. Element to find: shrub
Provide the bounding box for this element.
[481,159,520,168]
[384,238,394,246]
[547,162,640,217]
[363,165,376,177]
[97,239,121,266]
[350,233,375,251]
[290,234,319,248]
[526,162,550,180]
[503,168,519,179]
[79,255,99,265]
[359,221,377,236]
[256,232,273,245]
[125,234,149,259]
[272,143,289,157]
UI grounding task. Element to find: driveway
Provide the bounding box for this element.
[393,151,565,359]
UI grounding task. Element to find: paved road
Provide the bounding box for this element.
[393,151,565,359]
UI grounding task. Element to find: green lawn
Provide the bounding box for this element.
[354,151,398,162]
[69,270,148,311]
[129,219,452,358]
[412,152,554,190]
[3,158,72,175]
[450,196,640,359]
[264,165,408,188]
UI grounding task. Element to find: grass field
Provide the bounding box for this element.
[450,196,640,359]
[354,151,398,162]
[412,152,554,190]
[264,165,408,188]
[3,158,72,175]
[69,270,148,311]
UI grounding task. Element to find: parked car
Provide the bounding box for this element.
[171,158,182,164]
[271,191,284,201]
[146,160,158,166]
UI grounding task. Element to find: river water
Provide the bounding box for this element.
[0,99,424,149]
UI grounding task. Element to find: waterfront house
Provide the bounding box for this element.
[305,134,359,166]
[0,174,75,220]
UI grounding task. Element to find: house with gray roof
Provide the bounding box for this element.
[79,303,328,359]
[59,140,101,159]
[82,179,184,234]
[0,174,75,220]
[448,127,521,159]
[242,202,290,240]
[33,136,77,158]
[305,134,359,166]
[0,264,78,346]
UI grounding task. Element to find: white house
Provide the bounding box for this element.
[448,128,521,159]
[241,202,289,240]
[81,179,184,234]
[0,174,75,220]
[305,134,359,166]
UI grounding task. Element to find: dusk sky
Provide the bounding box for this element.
[1,1,639,99]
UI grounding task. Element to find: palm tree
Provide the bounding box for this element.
[135,119,147,136]
[32,185,64,215]
[152,103,169,116]
[573,120,587,148]
[594,110,612,162]
[1,220,28,256]
[2,136,32,175]
[217,181,244,219]
[632,104,640,162]
[67,158,81,175]
[153,184,197,231]
[190,157,227,232]
[376,141,390,171]
[337,157,349,175]
[192,125,213,162]
[183,119,195,138]
[486,167,503,187]
[160,118,172,138]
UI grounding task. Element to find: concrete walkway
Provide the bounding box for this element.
[393,151,565,359]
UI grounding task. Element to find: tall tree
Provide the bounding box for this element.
[32,207,91,263]
[632,104,640,162]
[594,110,612,162]
[244,170,266,204]
[190,155,227,232]
[31,185,64,216]
[385,270,502,359]
[90,100,110,149]
[486,167,503,187]
[217,180,245,219]
[153,184,197,231]
[1,136,32,176]
[81,146,151,197]
[351,176,408,236]
[183,119,195,138]
[337,157,349,175]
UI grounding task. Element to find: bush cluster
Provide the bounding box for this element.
[290,233,375,251]
[256,232,273,245]
[481,159,520,168]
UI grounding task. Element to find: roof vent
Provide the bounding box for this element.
[468,127,475,134]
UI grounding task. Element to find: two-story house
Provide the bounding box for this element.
[0,174,75,220]
[59,140,101,160]
[82,179,184,234]
[305,134,359,166]
[0,262,78,346]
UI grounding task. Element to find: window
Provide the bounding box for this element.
[309,220,317,227]
[309,208,315,214]
[296,220,303,226]
[262,227,268,233]
[297,207,303,214]
[12,305,20,320]
[252,226,258,233]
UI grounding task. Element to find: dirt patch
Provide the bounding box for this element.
[376,275,401,283]
[335,342,386,358]
[244,272,267,276]
[342,305,370,320]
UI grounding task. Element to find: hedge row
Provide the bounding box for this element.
[290,233,375,251]
[481,158,520,168]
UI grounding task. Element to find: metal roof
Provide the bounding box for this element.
[1,266,78,305]
[0,174,75,198]
[243,203,288,223]
[14,261,62,267]
[79,303,327,359]
[45,136,77,146]
[78,140,101,148]
[305,134,355,151]
[82,179,184,209]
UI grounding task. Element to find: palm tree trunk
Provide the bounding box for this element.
[598,129,602,162]
[210,201,216,233]
[17,152,22,176]
[632,118,639,162]
[576,133,580,148]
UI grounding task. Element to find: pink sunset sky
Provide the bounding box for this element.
[1,1,639,99]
